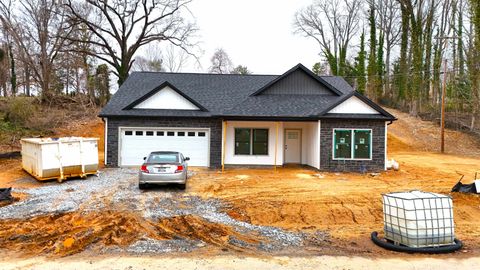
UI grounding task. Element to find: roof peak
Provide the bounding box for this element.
[131,71,278,77]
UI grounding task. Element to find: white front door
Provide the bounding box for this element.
[284,129,301,163]
[119,128,209,167]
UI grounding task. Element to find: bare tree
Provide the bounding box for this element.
[294,0,361,76]
[163,44,189,72]
[0,0,71,98]
[133,44,165,72]
[64,0,198,86]
[133,55,164,72]
[208,48,233,74]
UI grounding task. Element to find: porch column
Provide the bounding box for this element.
[222,120,227,172]
[274,121,279,171]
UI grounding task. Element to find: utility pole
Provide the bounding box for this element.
[435,36,458,154]
[441,58,447,153]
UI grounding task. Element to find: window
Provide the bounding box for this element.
[135,131,143,136]
[177,131,185,136]
[234,128,268,155]
[333,129,371,159]
[125,131,133,136]
[234,128,251,155]
[167,131,175,136]
[157,131,164,136]
[147,153,179,163]
[334,130,351,159]
[146,131,154,136]
[354,130,371,159]
[188,132,195,137]
[198,132,206,137]
[253,129,268,155]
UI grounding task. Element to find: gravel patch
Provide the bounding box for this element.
[126,238,200,254]
[0,168,313,253]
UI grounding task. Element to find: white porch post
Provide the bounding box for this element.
[274,122,280,171]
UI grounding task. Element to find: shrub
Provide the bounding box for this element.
[3,97,38,126]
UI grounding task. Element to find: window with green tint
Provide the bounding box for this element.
[252,129,268,155]
[235,128,251,155]
[354,130,371,159]
[334,130,352,159]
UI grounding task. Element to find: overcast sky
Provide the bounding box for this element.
[182,0,320,75]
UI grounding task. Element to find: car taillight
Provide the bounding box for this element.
[175,165,184,173]
[140,165,149,173]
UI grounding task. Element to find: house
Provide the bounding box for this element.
[99,64,396,172]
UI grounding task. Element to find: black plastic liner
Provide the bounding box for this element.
[371,231,463,254]
[0,187,13,201]
[452,181,477,193]
[451,174,478,194]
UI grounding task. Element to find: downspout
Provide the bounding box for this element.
[384,120,393,171]
[222,120,227,172]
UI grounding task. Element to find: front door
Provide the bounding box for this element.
[284,129,301,163]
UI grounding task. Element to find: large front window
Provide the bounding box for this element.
[333,129,372,159]
[235,128,268,155]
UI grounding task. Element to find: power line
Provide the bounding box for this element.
[339,67,465,79]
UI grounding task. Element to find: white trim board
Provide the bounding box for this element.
[133,86,200,110]
[104,118,108,165]
[328,96,380,114]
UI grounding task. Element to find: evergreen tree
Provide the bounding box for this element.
[367,4,378,100]
[354,31,366,94]
[95,64,110,106]
[376,32,385,99]
[9,45,16,95]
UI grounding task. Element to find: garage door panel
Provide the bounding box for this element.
[120,128,209,166]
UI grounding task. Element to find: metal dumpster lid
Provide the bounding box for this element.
[21,137,99,144]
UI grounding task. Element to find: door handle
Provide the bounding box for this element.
[285,145,288,150]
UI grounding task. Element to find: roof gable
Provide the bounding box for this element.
[318,91,396,120]
[123,82,207,111]
[328,96,380,114]
[251,63,342,96]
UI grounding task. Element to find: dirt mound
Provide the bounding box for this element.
[387,108,480,156]
[0,211,271,256]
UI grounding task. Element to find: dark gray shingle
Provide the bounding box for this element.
[99,65,394,120]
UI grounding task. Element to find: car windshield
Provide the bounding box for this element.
[147,153,179,163]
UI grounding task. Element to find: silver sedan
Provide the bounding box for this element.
[138,151,189,190]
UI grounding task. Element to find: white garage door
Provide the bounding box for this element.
[120,128,209,166]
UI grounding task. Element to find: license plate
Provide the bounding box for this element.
[155,167,167,173]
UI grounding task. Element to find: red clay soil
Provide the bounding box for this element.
[1,107,480,258]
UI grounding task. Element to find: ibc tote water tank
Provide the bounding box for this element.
[382,190,455,248]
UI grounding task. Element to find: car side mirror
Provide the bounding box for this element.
[184,157,190,161]
[143,157,146,160]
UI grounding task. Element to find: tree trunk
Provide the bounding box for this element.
[25,66,30,96]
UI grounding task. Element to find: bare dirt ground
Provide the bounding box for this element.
[1,108,480,269]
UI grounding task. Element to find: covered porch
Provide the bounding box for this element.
[220,120,321,170]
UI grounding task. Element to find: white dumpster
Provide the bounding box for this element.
[382,190,455,248]
[21,137,99,182]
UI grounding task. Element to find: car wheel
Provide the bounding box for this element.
[139,183,147,190]
[178,183,186,190]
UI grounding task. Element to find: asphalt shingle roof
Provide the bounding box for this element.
[99,64,395,120]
